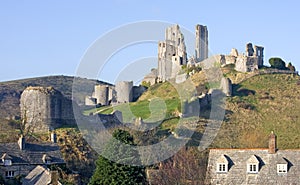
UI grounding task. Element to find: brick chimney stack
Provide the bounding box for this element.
[268,131,277,154]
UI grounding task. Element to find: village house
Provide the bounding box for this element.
[0,133,65,183]
[206,132,300,184]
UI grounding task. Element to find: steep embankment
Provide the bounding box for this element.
[212,73,300,149]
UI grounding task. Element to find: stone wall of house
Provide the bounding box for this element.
[0,164,36,179]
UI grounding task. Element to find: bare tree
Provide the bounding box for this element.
[150,147,208,185]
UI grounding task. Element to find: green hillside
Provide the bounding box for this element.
[212,73,300,149]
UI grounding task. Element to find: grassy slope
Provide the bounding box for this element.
[212,73,300,149]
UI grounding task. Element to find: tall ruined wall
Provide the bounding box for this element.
[115,81,133,103]
[158,24,187,82]
[20,86,76,132]
[195,24,208,62]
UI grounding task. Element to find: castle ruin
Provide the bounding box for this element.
[195,24,208,62]
[145,24,209,84]
[215,42,264,72]
[20,86,76,132]
[85,81,146,106]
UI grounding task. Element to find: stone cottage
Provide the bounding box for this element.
[206,132,300,184]
[0,134,64,182]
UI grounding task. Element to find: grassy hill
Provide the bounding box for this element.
[0,75,111,119]
[212,73,300,149]
[1,71,300,184]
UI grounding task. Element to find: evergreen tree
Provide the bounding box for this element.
[89,129,146,185]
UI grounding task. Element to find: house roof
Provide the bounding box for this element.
[0,142,65,165]
[22,165,51,185]
[216,155,228,164]
[246,155,259,164]
[22,165,62,185]
[206,149,300,184]
[1,153,12,160]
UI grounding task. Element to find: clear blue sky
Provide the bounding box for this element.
[1,0,299,83]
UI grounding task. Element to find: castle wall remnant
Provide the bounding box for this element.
[215,42,264,73]
[20,86,76,132]
[115,81,133,103]
[85,96,97,106]
[132,85,146,102]
[157,25,187,82]
[195,24,208,62]
[143,24,208,85]
[220,77,232,96]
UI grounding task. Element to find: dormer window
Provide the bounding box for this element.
[3,159,12,166]
[247,155,259,174]
[216,155,229,173]
[1,153,12,166]
[277,157,288,174]
[277,164,287,173]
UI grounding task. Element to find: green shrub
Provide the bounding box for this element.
[269,57,287,70]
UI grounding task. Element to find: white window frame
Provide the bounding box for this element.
[216,163,228,173]
[5,171,15,178]
[247,163,258,173]
[277,164,287,174]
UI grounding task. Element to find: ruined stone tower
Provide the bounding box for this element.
[20,86,75,132]
[195,24,208,62]
[115,81,133,103]
[157,24,187,82]
[94,84,109,106]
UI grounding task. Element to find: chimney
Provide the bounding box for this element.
[50,170,59,185]
[51,132,57,143]
[18,135,25,150]
[268,131,277,154]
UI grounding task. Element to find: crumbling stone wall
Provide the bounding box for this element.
[20,86,76,132]
[158,25,187,82]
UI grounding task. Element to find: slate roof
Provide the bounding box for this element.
[22,165,51,185]
[206,148,300,185]
[22,165,62,185]
[0,142,65,165]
